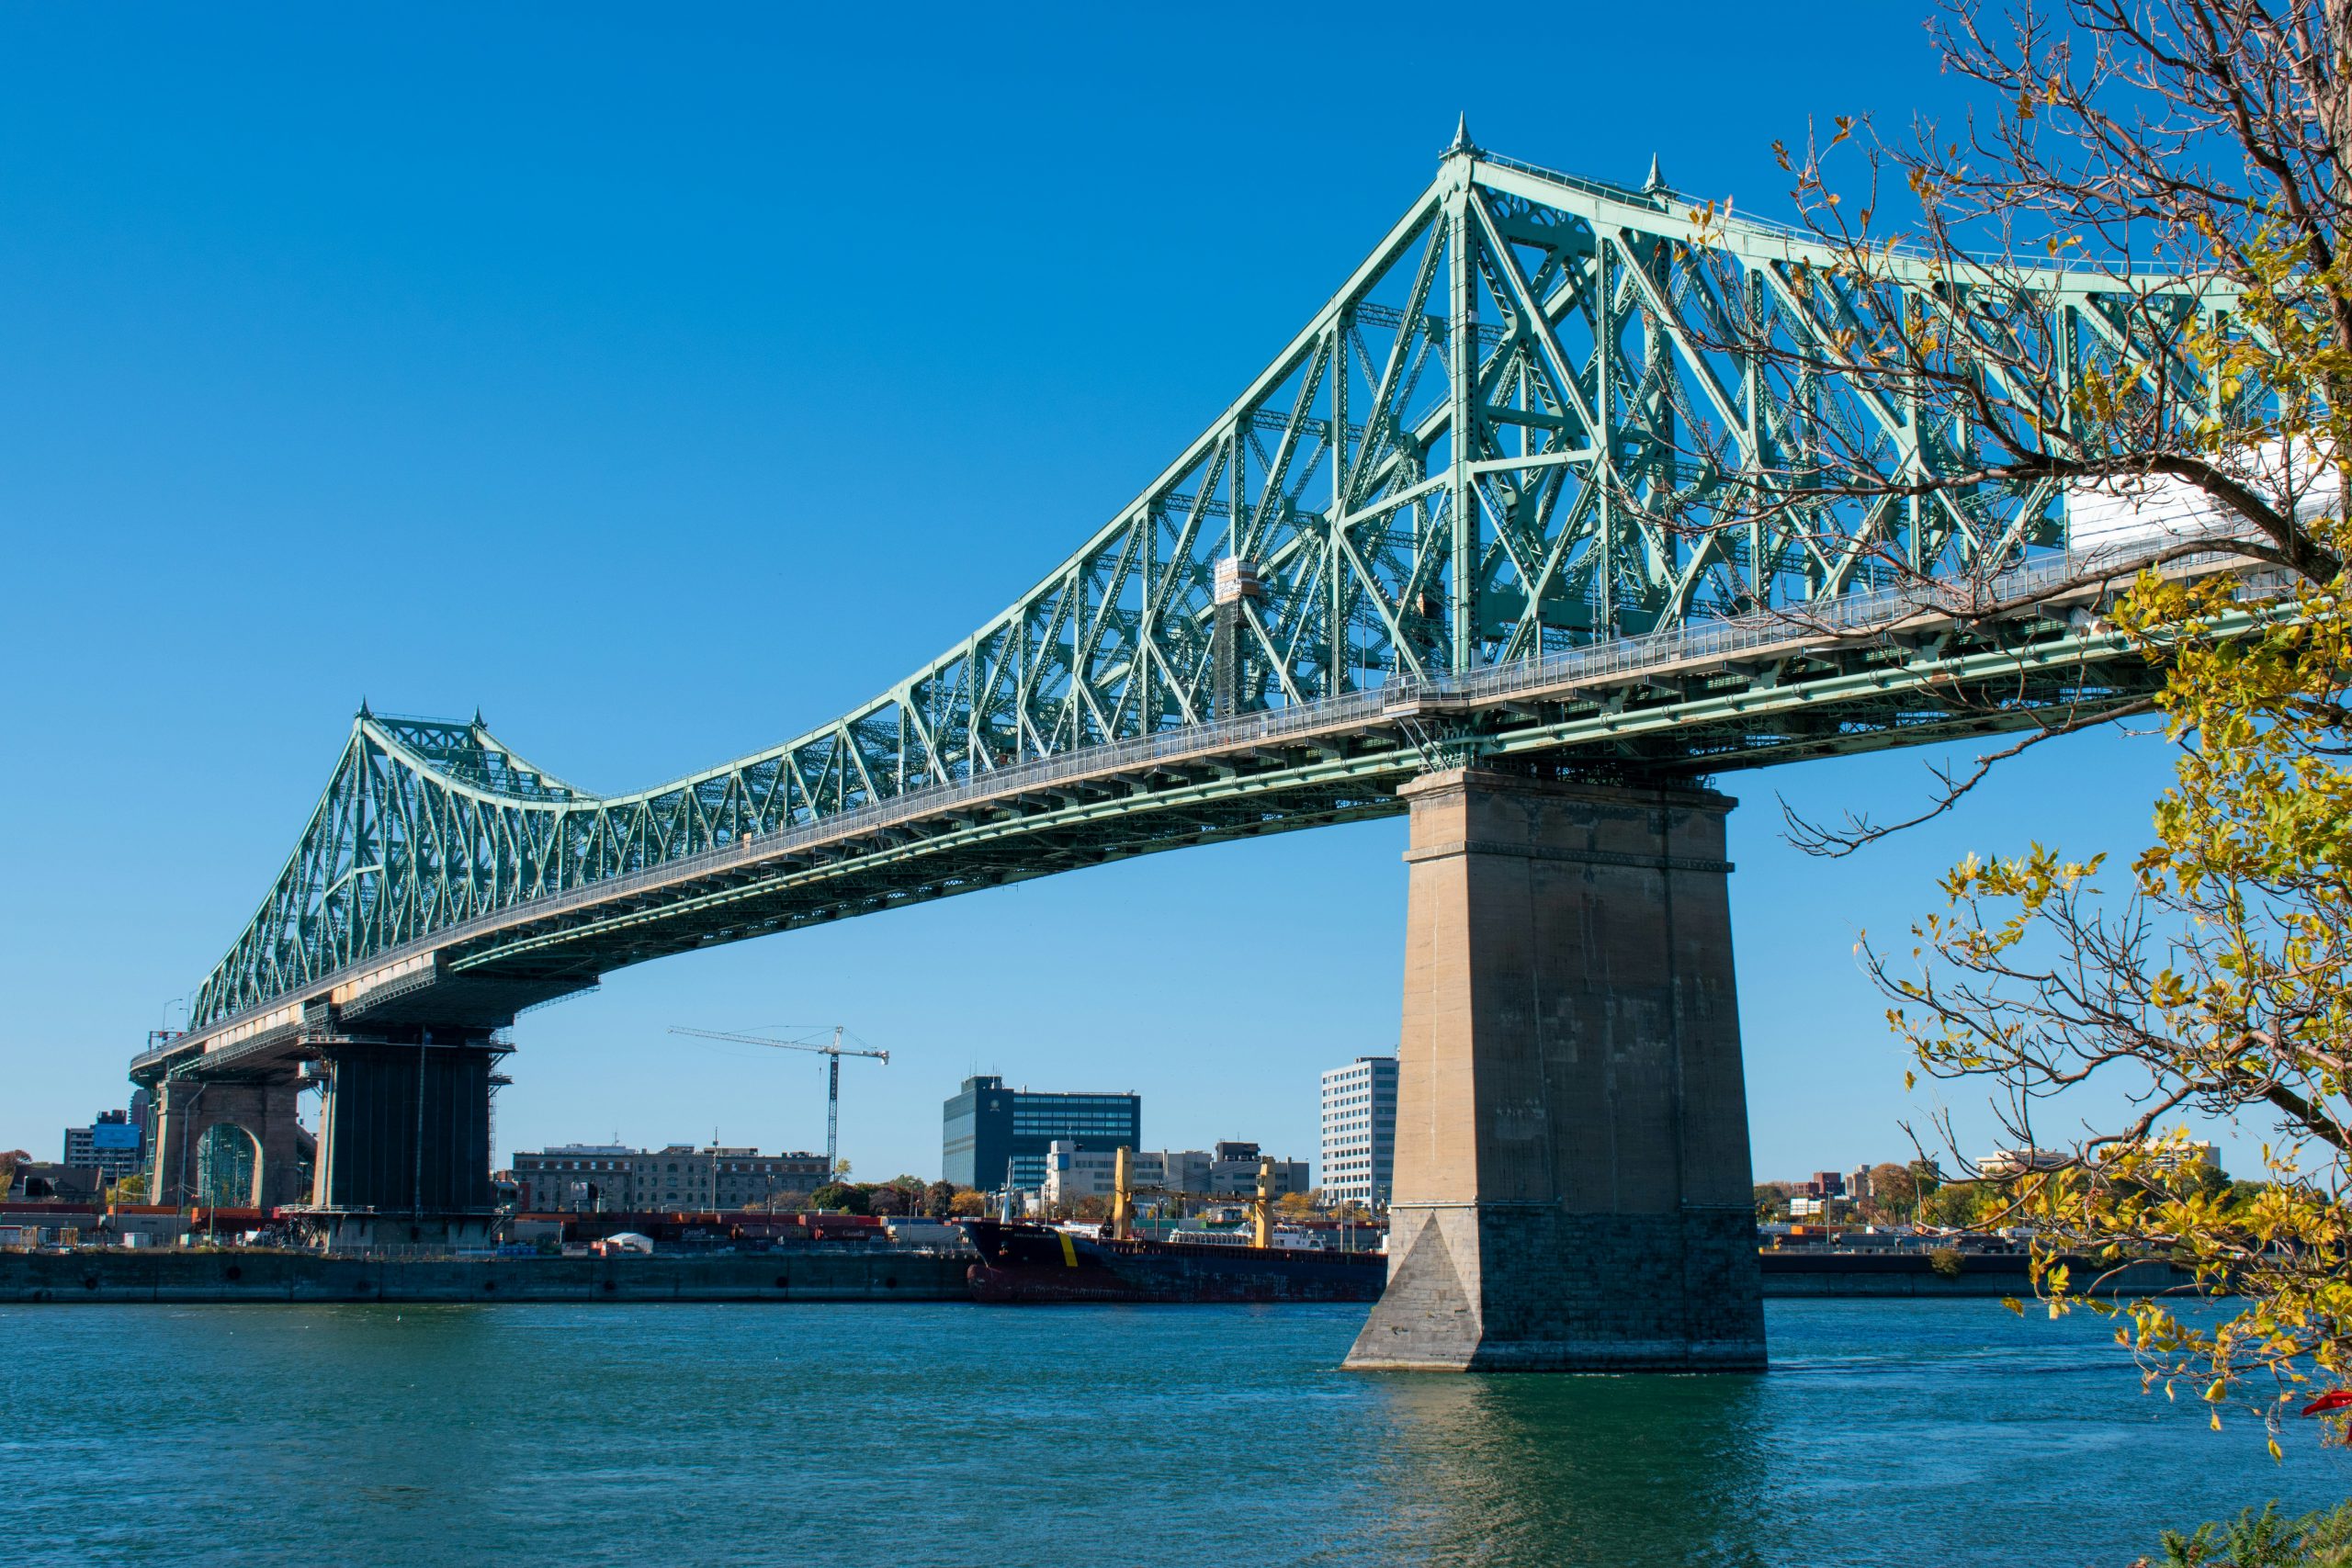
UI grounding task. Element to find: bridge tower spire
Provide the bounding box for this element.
[1442,120,1479,671]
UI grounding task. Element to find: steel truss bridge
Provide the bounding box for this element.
[136,130,2251,1089]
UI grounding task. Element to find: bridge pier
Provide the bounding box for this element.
[307,1033,504,1249]
[150,1077,309,1209]
[1344,769,1765,1372]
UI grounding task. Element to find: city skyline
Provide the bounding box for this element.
[22,1092,1951,1200]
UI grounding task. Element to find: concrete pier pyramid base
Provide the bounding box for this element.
[1345,769,1765,1372]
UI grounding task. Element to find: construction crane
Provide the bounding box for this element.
[667,1025,888,1177]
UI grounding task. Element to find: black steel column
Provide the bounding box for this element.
[313,1035,502,1213]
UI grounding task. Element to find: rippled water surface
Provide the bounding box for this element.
[6,1298,2347,1565]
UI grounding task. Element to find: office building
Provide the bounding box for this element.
[1040,1143,1163,1208]
[62,1109,145,1184]
[2146,1140,2221,1179]
[1319,1055,1397,1208]
[510,1143,829,1212]
[1156,1148,1211,1196]
[942,1076,1140,1192]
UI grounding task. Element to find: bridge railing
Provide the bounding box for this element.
[142,536,2248,1073]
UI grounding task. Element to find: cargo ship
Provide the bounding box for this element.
[959,1218,1386,1303]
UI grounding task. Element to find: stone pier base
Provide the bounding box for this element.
[150,1077,309,1209]
[1344,770,1765,1372]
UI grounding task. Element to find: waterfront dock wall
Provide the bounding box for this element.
[0,1248,970,1303]
[1758,1251,2190,1297]
[0,1247,2193,1304]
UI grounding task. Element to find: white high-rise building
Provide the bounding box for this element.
[1319,1055,1397,1209]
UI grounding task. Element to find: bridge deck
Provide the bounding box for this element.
[138,541,2267,1085]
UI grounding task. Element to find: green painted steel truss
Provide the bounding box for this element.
[182,135,2219,1034]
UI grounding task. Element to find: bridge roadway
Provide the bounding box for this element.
[134,542,2233,1087]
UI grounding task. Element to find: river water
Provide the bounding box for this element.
[5,1297,2346,1566]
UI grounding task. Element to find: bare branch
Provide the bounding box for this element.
[1781,696,2159,856]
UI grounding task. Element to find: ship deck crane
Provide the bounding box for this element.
[667,1025,888,1177]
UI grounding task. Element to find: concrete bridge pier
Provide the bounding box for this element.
[308,1032,504,1249]
[150,1077,309,1209]
[1344,769,1765,1372]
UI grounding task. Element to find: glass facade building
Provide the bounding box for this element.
[942,1076,1141,1192]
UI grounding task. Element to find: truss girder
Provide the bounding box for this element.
[184,146,2221,1033]
[435,600,2184,995]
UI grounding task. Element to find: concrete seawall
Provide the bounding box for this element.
[0,1248,2196,1305]
[0,1249,971,1303]
[1758,1252,2192,1297]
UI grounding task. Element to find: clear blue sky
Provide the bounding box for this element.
[0,6,2215,1185]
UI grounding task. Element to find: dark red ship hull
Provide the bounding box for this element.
[960,1220,1385,1304]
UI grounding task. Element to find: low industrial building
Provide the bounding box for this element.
[10,1163,102,1202]
[510,1143,830,1212]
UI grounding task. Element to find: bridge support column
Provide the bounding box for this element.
[1344,769,1764,1372]
[309,1034,503,1249]
[150,1077,308,1209]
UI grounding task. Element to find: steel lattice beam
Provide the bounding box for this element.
[170,138,2229,1053]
